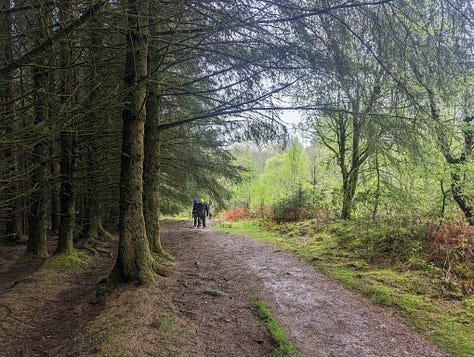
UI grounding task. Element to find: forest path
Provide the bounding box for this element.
[161,220,445,357]
[0,220,446,356]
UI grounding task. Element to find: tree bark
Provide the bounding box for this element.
[56,130,76,254]
[339,125,367,220]
[143,10,168,257]
[144,89,165,255]
[49,144,61,234]
[372,155,381,220]
[337,113,362,220]
[111,0,154,284]
[26,1,51,257]
[81,146,100,242]
[27,66,50,258]
[56,1,77,255]
[1,0,25,242]
[80,15,113,243]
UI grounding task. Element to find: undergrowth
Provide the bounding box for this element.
[216,218,474,357]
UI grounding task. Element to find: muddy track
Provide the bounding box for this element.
[0,221,446,356]
[161,221,445,357]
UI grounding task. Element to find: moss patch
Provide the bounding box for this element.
[249,294,299,357]
[44,250,90,269]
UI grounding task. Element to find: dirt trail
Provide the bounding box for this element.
[161,220,445,357]
[0,221,446,356]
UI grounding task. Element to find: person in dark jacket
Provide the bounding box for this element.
[197,198,209,228]
[192,197,199,227]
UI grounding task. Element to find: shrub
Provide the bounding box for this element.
[272,187,313,223]
[428,223,474,293]
[428,223,474,265]
[222,208,250,221]
[329,218,431,263]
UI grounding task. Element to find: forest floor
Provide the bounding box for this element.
[0,220,446,356]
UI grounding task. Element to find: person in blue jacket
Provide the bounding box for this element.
[192,197,199,227]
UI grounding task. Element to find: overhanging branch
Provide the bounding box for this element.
[0,0,107,76]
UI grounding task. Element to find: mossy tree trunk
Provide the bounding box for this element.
[80,17,110,243]
[81,146,100,242]
[0,0,25,242]
[111,0,154,284]
[144,91,164,255]
[27,68,50,258]
[26,1,51,258]
[56,130,76,254]
[338,114,369,220]
[49,144,61,234]
[143,10,168,257]
[56,1,77,255]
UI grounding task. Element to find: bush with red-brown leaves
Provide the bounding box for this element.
[428,223,474,265]
[428,223,474,296]
[222,208,250,221]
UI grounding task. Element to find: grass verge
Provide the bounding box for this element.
[249,294,299,357]
[216,220,474,357]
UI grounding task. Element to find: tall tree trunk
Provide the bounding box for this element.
[143,10,168,257]
[340,114,367,220]
[1,0,25,242]
[336,114,358,220]
[80,16,112,243]
[56,1,77,254]
[26,1,51,257]
[341,168,359,220]
[81,146,100,242]
[49,144,61,234]
[372,155,381,220]
[341,175,353,219]
[56,130,76,254]
[111,0,154,284]
[27,67,50,257]
[144,91,165,255]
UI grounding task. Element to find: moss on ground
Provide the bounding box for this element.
[249,294,299,357]
[44,250,90,269]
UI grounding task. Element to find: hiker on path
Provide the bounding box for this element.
[192,197,199,227]
[197,198,209,228]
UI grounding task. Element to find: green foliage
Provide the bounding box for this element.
[227,130,471,224]
[230,140,324,220]
[160,125,242,215]
[272,185,313,222]
[328,218,430,263]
